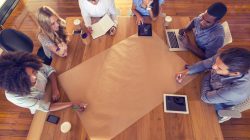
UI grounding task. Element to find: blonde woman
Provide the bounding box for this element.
[37,6,68,58]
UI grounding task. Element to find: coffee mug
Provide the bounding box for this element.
[60,121,71,133]
[164,16,172,27]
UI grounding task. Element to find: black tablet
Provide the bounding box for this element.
[163,94,189,114]
[138,23,152,36]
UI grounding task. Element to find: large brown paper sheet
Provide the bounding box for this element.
[58,33,194,140]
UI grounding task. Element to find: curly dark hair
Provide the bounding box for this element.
[0,52,42,95]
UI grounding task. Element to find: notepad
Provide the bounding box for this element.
[91,14,115,39]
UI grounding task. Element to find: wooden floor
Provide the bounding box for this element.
[1,0,250,139]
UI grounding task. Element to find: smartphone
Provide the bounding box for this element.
[46,114,60,124]
[73,29,82,35]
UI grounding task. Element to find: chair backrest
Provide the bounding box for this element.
[0,28,33,52]
[222,21,233,46]
[232,96,250,112]
[219,96,250,119]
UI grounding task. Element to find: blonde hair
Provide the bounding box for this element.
[37,6,66,44]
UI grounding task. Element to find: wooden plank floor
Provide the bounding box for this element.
[1,0,250,139]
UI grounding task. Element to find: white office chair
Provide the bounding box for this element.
[221,21,233,46]
[218,96,250,123]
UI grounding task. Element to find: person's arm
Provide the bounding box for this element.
[38,34,67,57]
[176,56,215,83]
[131,2,144,25]
[146,1,156,20]
[109,0,118,26]
[49,102,87,112]
[79,0,92,27]
[201,83,245,105]
[185,40,206,59]
[203,36,224,58]
[201,74,212,95]
[179,19,195,35]
[48,72,60,102]
[188,55,215,74]
[148,0,165,20]
[40,65,60,102]
[49,102,72,111]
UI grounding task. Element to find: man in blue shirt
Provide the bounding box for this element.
[176,48,250,122]
[179,2,227,59]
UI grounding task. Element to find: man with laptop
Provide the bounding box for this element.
[176,48,250,123]
[178,2,227,59]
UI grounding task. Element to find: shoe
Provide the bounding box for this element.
[219,116,231,123]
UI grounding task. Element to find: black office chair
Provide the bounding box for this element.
[0,27,52,65]
[0,28,33,52]
[37,47,52,65]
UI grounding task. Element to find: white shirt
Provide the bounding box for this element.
[5,65,55,114]
[78,0,118,27]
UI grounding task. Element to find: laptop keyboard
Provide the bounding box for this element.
[167,32,180,48]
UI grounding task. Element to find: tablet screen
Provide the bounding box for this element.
[163,94,189,114]
[138,24,152,36]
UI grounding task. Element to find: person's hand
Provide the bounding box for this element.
[58,42,68,57]
[176,69,189,84]
[147,0,153,8]
[109,26,117,36]
[136,15,144,25]
[178,33,190,47]
[178,28,186,36]
[72,102,87,112]
[87,26,93,34]
[52,89,60,102]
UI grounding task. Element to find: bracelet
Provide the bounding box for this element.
[56,47,60,52]
[146,7,152,11]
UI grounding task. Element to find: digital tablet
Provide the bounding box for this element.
[163,94,189,114]
[138,23,152,36]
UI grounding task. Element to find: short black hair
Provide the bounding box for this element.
[0,52,42,95]
[207,2,227,20]
[220,48,250,74]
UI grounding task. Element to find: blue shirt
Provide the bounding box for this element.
[188,56,250,108]
[193,15,225,58]
[133,0,164,16]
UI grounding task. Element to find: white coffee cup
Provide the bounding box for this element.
[164,16,172,26]
[73,19,81,26]
[60,121,71,133]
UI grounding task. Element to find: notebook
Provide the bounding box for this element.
[91,14,115,39]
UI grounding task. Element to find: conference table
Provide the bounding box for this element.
[29,16,223,140]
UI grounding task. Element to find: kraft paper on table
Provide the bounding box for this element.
[58,33,194,140]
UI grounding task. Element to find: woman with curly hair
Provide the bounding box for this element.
[37,6,68,58]
[0,52,86,114]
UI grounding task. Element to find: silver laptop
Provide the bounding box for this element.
[165,29,187,51]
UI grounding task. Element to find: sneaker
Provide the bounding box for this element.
[219,116,231,123]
